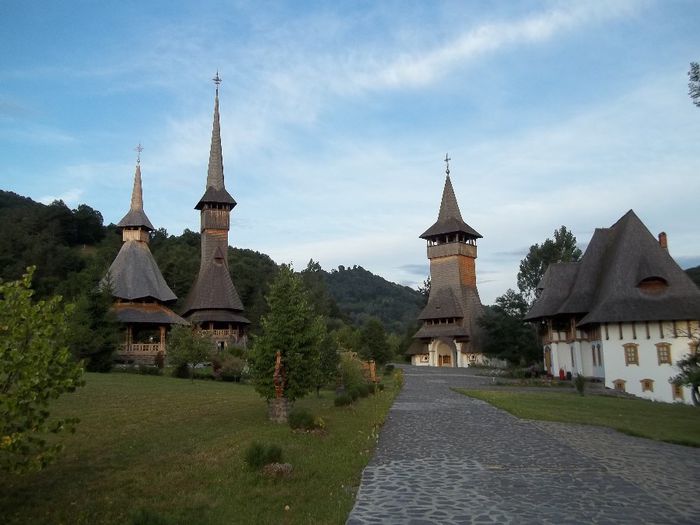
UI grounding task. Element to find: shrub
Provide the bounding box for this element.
[393,369,404,390]
[244,442,283,469]
[340,352,365,391]
[138,365,162,376]
[172,363,190,378]
[383,364,395,375]
[357,383,370,398]
[334,393,353,406]
[220,356,245,382]
[347,386,360,401]
[288,408,316,430]
[574,374,586,396]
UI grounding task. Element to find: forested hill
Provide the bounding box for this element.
[0,190,424,335]
[687,265,700,288]
[323,265,425,334]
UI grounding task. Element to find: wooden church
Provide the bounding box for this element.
[407,158,486,367]
[105,152,187,364]
[180,74,250,349]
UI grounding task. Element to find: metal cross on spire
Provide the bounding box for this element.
[135,142,144,165]
[213,70,222,94]
[444,153,451,176]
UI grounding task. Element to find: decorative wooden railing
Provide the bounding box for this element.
[121,343,163,354]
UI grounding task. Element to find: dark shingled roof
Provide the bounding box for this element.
[186,309,250,325]
[117,164,155,231]
[413,322,471,339]
[114,303,188,325]
[105,240,177,303]
[195,89,237,210]
[181,254,246,319]
[419,287,464,320]
[420,175,481,239]
[525,210,700,325]
[405,340,428,355]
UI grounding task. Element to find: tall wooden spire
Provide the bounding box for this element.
[117,147,154,233]
[182,74,249,342]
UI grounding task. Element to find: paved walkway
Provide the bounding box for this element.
[347,366,700,525]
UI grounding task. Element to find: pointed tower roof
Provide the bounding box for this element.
[117,153,155,231]
[420,172,482,240]
[195,73,236,210]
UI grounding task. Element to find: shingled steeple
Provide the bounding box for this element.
[117,151,155,233]
[182,74,249,347]
[195,72,236,211]
[409,156,485,367]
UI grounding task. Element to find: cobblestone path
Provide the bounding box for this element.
[347,366,700,524]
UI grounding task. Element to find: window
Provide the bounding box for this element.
[656,343,671,365]
[592,345,597,367]
[689,341,699,356]
[613,379,626,392]
[672,384,684,401]
[623,343,639,366]
[596,345,602,367]
[618,323,623,340]
[640,379,654,392]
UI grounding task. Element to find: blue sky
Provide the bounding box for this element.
[1,0,699,303]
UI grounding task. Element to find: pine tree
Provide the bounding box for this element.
[249,265,324,402]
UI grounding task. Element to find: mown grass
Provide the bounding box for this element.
[0,373,397,524]
[457,389,700,447]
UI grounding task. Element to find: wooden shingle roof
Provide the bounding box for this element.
[420,175,481,239]
[525,210,700,325]
[105,241,177,303]
[114,302,187,325]
[195,89,236,210]
[117,163,155,231]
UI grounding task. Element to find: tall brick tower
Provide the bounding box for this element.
[182,73,249,349]
[409,156,485,367]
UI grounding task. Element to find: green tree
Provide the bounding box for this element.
[670,354,700,406]
[249,265,324,402]
[67,282,120,372]
[478,289,540,365]
[689,62,700,108]
[314,331,340,397]
[517,226,582,303]
[359,318,391,365]
[167,325,213,381]
[0,268,84,473]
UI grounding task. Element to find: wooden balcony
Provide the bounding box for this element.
[121,343,163,355]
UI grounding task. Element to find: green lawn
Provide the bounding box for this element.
[457,389,700,447]
[0,373,397,524]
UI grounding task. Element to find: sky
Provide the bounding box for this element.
[1,0,699,304]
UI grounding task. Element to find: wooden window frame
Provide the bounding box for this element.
[623,343,639,366]
[613,379,626,392]
[656,343,671,365]
[640,379,654,392]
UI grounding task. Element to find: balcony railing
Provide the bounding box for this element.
[121,343,162,354]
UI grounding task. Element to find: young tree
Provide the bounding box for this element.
[478,289,540,365]
[689,62,700,108]
[249,265,325,403]
[67,282,120,372]
[313,331,340,397]
[359,318,391,365]
[670,354,700,406]
[167,325,213,381]
[0,268,84,473]
[517,226,582,303]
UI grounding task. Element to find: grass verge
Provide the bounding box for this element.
[456,389,700,447]
[0,373,397,524]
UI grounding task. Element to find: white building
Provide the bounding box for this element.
[526,210,700,404]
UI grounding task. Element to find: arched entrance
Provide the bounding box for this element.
[435,338,457,367]
[544,346,552,375]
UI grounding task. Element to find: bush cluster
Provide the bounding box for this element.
[334,393,353,406]
[288,408,316,430]
[383,364,395,375]
[244,442,283,469]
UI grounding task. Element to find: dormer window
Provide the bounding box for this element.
[637,276,668,295]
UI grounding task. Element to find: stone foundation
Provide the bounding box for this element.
[268,398,291,423]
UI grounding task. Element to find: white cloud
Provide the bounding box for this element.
[38,188,84,206]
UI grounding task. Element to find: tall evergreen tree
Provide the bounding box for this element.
[359,318,391,365]
[517,226,582,303]
[249,265,324,402]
